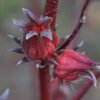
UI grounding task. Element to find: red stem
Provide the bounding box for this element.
[72,72,100,100]
[39,0,59,100]
[56,0,90,51]
[43,0,59,31]
[39,67,51,100]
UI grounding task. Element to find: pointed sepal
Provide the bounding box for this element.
[84,70,97,87]
[36,63,46,69]
[22,8,39,24]
[12,18,26,27]
[40,16,52,28]
[95,65,100,70]
[26,31,38,40]
[7,34,21,46]
[74,40,84,50]
[41,29,52,40]
[0,88,10,100]
[16,57,29,65]
[9,48,24,54]
[80,15,86,23]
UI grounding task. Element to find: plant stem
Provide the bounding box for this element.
[39,67,51,100]
[72,72,100,100]
[56,0,90,51]
[39,0,59,100]
[43,0,59,31]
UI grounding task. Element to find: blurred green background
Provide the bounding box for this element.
[0,0,100,100]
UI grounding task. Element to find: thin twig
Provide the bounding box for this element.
[56,0,90,51]
[72,72,100,100]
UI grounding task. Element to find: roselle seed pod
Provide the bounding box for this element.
[54,49,97,81]
[13,8,58,61]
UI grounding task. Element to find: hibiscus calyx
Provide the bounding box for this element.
[11,8,58,66]
[53,49,100,87]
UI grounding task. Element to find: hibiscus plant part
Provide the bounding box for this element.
[8,0,100,100]
[0,88,10,100]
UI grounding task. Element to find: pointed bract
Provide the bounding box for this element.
[74,40,84,50]
[41,29,52,40]
[80,16,86,23]
[40,16,51,22]
[40,16,52,28]
[7,34,21,46]
[26,31,38,40]
[84,70,97,87]
[0,88,10,100]
[36,63,40,69]
[95,65,100,70]
[12,18,26,27]
[16,57,29,65]
[9,48,24,54]
[22,8,39,24]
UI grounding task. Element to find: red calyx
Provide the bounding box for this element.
[22,35,56,61]
[22,23,58,61]
[54,49,95,81]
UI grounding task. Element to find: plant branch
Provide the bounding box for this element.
[72,72,100,100]
[56,0,90,51]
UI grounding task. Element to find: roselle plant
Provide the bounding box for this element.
[8,0,100,100]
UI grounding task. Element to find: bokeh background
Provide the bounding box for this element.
[0,0,100,100]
